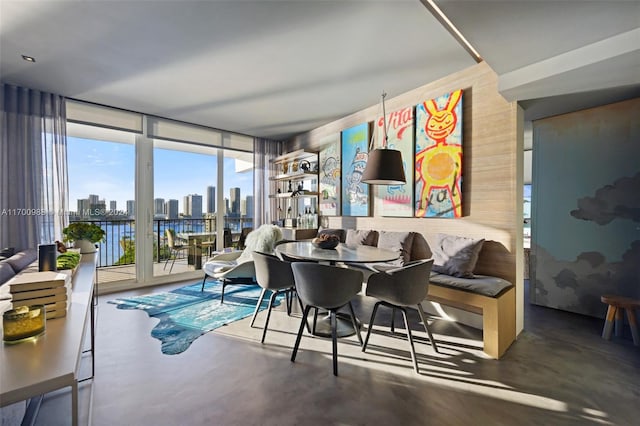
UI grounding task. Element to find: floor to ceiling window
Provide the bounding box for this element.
[66,101,254,288]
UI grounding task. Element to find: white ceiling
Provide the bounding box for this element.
[1,0,638,139]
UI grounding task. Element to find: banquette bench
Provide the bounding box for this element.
[317,228,516,359]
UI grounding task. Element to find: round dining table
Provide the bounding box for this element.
[275,241,399,338]
[275,241,399,265]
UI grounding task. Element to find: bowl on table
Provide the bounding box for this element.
[312,235,339,250]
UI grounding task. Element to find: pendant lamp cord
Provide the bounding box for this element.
[368,91,389,151]
[381,91,388,149]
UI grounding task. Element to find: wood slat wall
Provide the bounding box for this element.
[286,62,525,333]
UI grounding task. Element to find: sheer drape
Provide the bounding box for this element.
[253,138,282,227]
[1,84,68,250]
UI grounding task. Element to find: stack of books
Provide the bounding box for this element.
[7,271,72,319]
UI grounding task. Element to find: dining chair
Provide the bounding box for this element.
[291,262,364,376]
[362,259,439,374]
[164,229,189,273]
[234,227,253,250]
[251,252,305,343]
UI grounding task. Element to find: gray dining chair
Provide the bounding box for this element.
[362,259,439,374]
[291,262,364,376]
[251,252,304,343]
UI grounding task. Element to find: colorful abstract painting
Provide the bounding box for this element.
[415,89,463,218]
[374,106,414,217]
[341,123,370,217]
[318,133,341,216]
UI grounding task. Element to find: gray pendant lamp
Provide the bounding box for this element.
[361,92,406,185]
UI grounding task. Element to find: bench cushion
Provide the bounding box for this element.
[431,233,484,278]
[429,272,512,297]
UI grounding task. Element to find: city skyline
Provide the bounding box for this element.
[74,186,248,218]
[67,136,254,214]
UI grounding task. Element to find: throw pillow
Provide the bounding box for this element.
[345,229,377,246]
[431,233,484,278]
[376,231,415,266]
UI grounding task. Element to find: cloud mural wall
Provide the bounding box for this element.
[531,98,640,318]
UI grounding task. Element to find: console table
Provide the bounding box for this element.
[0,252,97,426]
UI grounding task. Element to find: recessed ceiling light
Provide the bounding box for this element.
[21,55,36,63]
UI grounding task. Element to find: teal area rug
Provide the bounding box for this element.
[108,281,280,355]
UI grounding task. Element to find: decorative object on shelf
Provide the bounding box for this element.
[55,240,67,253]
[287,180,293,192]
[312,233,340,249]
[362,91,406,186]
[299,160,311,172]
[38,243,57,272]
[415,89,464,218]
[62,222,105,253]
[292,161,299,173]
[281,161,289,174]
[3,305,46,343]
[341,122,370,217]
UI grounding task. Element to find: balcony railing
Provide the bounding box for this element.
[69,217,253,268]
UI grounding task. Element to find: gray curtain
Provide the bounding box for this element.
[253,138,282,227]
[1,84,68,250]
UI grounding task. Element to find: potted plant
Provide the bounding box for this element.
[62,222,105,253]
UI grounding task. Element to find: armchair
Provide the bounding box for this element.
[200,224,283,304]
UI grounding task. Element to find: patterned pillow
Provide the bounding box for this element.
[376,231,415,266]
[431,234,484,278]
[345,229,377,246]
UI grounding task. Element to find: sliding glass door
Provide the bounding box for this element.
[66,123,136,286]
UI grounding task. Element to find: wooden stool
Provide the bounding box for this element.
[601,295,640,346]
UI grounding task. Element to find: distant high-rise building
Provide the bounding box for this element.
[154,198,165,216]
[245,195,254,222]
[185,194,203,218]
[165,199,179,219]
[126,200,135,217]
[110,200,117,211]
[224,198,229,215]
[77,199,90,218]
[230,187,240,216]
[207,186,216,214]
[89,194,99,205]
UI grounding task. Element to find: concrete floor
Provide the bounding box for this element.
[31,281,640,426]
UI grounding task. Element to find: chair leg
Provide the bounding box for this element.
[169,256,176,273]
[261,290,280,344]
[400,307,420,374]
[348,302,363,347]
[250,288,268,328]
[312,307,319,335]
[292,305,312,362]
[417,303,439,353]
[285,289,292,315]
[200,274,208,292]
[331,310,338,376]
[295,293,311,333]
[391,307,396,333]
[163,250,171,270]
[363,301,382,352]
[221,281,227,304]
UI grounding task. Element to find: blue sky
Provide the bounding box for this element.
[68,137,253,213]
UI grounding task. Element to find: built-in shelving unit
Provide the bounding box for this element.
[270,149,319,239]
